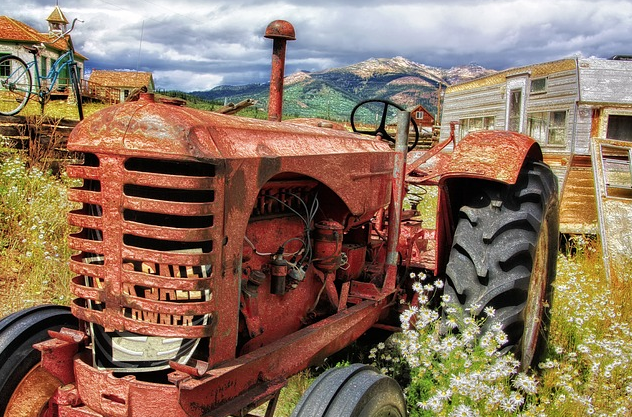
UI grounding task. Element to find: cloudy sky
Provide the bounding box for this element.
[4,0,632,91]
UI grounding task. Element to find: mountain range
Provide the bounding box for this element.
[190,56,496,121]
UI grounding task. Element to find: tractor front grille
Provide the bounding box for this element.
[67,154,222,370]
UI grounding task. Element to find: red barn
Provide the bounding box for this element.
[410,104,435,128]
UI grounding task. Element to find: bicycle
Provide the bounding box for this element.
[0,18,84,120]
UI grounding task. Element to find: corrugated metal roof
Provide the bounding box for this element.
[89,70,154,88]
[446,58,577,93]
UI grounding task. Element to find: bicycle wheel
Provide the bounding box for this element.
[70,64,84,120]
[0,55,32,116]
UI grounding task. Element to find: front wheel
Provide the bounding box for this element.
[0,55,32,116]
[291,364,407,417]
[444,160,559,370]
[0,305,77,416]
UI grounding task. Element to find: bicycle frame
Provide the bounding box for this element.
[28,48,75,96]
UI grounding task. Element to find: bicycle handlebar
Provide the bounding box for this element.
[49,18,83,45]
[66,18,84,36]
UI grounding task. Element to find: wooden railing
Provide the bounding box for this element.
[79,79,121,104]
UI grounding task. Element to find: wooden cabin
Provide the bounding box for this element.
[88,70,155,103]
[409,104,438,147]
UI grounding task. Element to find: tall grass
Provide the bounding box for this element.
[536,243,632,416]
[0,138,77,317]
[14,99,103,120]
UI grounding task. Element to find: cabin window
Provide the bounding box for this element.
[606,115,632,141]
[530,78,547,94]
[527,111,567,146]
[459,116,495,139]
[40,57,47,77]
[0,53,10,77]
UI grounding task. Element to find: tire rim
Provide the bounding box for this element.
[5,364,60,417]
[521,217,550,370]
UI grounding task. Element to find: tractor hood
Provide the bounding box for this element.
[68,94,392,161]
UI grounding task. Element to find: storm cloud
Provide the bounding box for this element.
[4,0,631,90]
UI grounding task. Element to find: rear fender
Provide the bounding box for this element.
[432,130,543,276]
[442,130,542,184]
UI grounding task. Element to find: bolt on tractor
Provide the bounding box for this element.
[0,20,558,417]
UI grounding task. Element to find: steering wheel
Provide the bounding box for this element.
[350,99,420,151]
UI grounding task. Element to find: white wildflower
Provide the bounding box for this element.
[513,373,538,394]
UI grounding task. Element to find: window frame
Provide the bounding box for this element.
[0,52,11,77]
[458,116,495,140]
[526,110,567,147]
[530,77,547,95]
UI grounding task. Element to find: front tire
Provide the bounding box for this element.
[291,364,407,417]
[0,55,32,116]
[444,160,559,370]
[0,305,77,416]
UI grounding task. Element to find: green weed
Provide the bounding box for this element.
[15,99,102,120]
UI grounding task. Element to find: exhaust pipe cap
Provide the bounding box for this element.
[264,20,296,41]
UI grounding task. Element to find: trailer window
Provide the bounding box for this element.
[508,90,522,132]
[530,78,547,94]
[549,111,566,145]
[527,111,566,146]
[458,116,495,140]
[600,144,632,197]
[606,115,632,141]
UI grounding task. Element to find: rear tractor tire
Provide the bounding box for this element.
[0,305,77,417]
[444,160,559,370]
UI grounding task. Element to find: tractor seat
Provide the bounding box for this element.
[23,44,44,55]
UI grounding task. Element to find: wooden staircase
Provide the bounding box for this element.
[559,156,598,234]
[544,154,598,234]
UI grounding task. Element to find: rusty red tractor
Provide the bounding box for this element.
[0,20,558,417]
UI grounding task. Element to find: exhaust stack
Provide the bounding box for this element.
[264,20,295,122]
